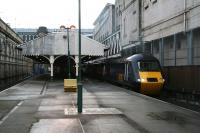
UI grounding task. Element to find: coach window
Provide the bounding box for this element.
[124,63,129,81]
[128,62,133,81]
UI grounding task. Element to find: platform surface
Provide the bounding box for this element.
[0,76,200,133]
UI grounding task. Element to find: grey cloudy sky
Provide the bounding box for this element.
[0,0,115,29]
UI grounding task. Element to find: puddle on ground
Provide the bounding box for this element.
[147,111,186,125]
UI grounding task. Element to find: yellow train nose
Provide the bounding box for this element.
[139,72,164,95]
[140,82,163,95]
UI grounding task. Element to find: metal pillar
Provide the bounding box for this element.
[67,28,71,78]
[142,43,145,53]
[78,0,83,113]
[50,56,54,79]
[174,34,177,66]
[50,63,53,77]
[159,38,164,66]
[187,30,193,65]
[138,0,142,44]
[151,40,153,54]
[75,56,79,77]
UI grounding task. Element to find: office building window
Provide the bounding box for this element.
[27,35,29,41]
[151,0,157,4]
[170,43,173,49]
[133,10,136,15]
[123,0,126,9]
[123,17,126,37]
[23,35,26,42]
[176,41,181,50]
[144,0,149,10]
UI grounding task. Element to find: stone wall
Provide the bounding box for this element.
[0,18,33,90]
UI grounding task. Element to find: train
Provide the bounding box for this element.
[85,54,165,95]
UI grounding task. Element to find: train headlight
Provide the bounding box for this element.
[137,78,146,82]
[159,78,165,82]
[141,78,146,82]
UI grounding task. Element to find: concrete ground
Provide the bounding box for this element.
[0,76,200,133]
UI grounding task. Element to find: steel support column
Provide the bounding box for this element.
[75,56,79,77]
[151,40,153,54]
[78,0,83,113]
[159,38,164,66]
[67,28,71,79]
[142,43,145,53]
[187,30,193,65]
[50,55,54,79]
[174,34,177,66]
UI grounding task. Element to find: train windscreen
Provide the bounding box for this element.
[137,61,161,71]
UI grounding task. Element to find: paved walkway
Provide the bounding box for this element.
[0,76,200,133]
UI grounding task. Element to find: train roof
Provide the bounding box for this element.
[126,54,159,62]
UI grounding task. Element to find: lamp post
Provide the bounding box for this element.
[62,25,75,79]
[78,0,82,113]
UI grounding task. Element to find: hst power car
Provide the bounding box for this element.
[86,54,165,95]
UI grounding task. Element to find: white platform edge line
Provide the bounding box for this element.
[78,119,85,133]
[0,101,24,125]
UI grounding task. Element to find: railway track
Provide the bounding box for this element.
[158,90,200,112]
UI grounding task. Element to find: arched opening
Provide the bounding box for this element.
[54,55,76,79]
[25,55,50,75]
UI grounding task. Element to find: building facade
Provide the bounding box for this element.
[14,28,38,42]
[93,3,121,58]
[120,0,142,56]
[93,0,200,93]
[0,18,33,90]
[15,28,94,42]
[142,0,200,66]
[118,0,200,67]
[95,0,200,65]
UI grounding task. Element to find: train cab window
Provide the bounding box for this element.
[138,61,160,71]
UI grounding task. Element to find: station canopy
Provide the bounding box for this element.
[21,31,104,57]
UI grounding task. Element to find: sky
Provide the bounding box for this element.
[0,0,115,29]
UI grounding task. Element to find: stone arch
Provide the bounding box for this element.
[54,55,75,63]
[81,55,87,60]
[53,55,76,78]
[40,55,51,64]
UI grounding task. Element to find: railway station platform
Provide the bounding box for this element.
[0,75,200,133]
